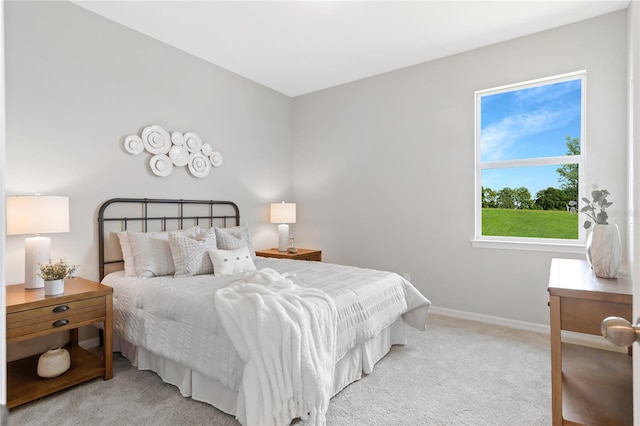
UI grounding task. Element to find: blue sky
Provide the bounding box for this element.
[480,79,581,197]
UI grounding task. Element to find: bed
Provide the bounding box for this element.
[98,198,431,425]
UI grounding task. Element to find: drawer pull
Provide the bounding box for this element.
[52,305,69,313]
[52,319,69,328]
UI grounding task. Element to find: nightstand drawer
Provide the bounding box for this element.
[256,248,322,261]
[294,252,322,261]
[7,296,105,341]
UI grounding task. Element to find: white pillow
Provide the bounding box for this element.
[169,227,217,277]
[209,246,256,277]
[127,227,200,277]
[116,232,136,277]
[214,223,256,258]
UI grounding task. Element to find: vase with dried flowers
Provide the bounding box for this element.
[38,258,79,295]
[575,189,621,278]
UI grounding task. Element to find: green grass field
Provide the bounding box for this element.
[482,208,579,239]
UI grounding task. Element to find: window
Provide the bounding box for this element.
[474,71,585,250]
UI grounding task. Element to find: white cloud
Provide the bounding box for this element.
[481,106,574,161]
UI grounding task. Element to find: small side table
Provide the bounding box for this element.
[6,277,113,408]
[548,258,632,426]
[256,248,322,262]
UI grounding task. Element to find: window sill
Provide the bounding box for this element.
[471,239,586,254]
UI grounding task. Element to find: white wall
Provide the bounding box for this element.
[292,11,628,325]
[3,2,630,330]
[4,1,293,284]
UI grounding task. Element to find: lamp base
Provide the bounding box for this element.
[24,236,50,289]
[278,224,289,252]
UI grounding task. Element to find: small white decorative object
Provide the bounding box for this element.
[171,131,184,145]
[188,153,211,178]
[44,279,64,296]
[169,145,190,167]
[586,224,622,278]
[37,347,71,378]
[149,154,173,177]
[287,236,297,253]
[579,188,621,278]
[201,143,213,156]
[184,132,203,153]
[141,125,171,154]
[124,135,144,155]
[124,125,223,178]
[210,151,223,167]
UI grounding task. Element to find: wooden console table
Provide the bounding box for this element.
[548,258,632,426]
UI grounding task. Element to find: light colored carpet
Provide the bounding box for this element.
[8,314,551,425]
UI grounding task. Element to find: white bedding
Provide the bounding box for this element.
[102,257,430,424]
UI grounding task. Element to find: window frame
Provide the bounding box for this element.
[472,71,587,253]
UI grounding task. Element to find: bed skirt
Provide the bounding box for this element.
[113,317,408,416]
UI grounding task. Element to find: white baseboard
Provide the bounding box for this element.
[430,305,626,352]
[79,336,101,350]
[430,306,549,334]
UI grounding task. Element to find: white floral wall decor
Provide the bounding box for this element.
[124,124,223,178]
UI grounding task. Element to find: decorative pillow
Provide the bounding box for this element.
[127,226,200,277]
[116,232,136,277]
[209,246,256,277]
[214,223,256,258]
[169,227,217,277]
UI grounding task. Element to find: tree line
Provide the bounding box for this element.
[482,136,579,211]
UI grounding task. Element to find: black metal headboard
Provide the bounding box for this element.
[97,198,240,280]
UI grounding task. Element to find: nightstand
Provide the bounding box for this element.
[6,277,113,408]
[256,248,322,262]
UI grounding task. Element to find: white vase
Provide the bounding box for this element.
[586,224,621,278]
[37,347,70,378]
[44,279,64,296]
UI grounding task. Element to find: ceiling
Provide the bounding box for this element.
[71,1,630,97]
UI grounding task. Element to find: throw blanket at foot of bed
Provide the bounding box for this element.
[215,268,337,426]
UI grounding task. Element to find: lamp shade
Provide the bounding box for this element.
[270,202,296,224]
[7,195,70,235]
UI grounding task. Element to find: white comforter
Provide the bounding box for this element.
[103,258,430,422]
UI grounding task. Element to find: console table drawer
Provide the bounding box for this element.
[560,298,632,335]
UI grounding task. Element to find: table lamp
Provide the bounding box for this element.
[6,195,70,289]
[270,202,296,252]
